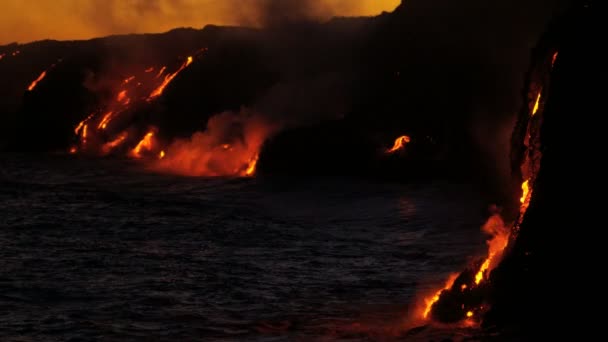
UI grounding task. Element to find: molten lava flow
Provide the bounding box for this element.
[81,124,88,144]
[422,273,459,319]
[74,113,94,135]
[156,66,167,78]
[117,90,128,103]
[145,67,155,73]
[148,57,193,100]
[158,150,165,159]
[97,111,115,130]
[551,52,559,67]
[474,212,510,285]
[101,131,128,155]
[123,76,136,84]
[245,154,259,177]
[417,45,556,326]
[27,71,47,91]
[130,131,156,158]
[519,179,533,218]
[474,259,491,285]
[520,180,530,204]
[386,135,411,153]
[155,111,275,177]
[532,91,542,116]
[418,208,511,322]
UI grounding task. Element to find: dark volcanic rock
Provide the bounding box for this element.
[485,0,600,336]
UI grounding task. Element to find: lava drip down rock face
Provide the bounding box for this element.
[485,1,601,335]
[424,1,601,337]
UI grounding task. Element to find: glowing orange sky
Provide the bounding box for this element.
[1,0,400,45]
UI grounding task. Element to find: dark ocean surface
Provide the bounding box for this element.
[1,154,490,341]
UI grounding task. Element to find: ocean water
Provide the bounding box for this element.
[0,154,489,341]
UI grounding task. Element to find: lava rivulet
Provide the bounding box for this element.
[422,273,459,319]
[417,48,558,325]
[386,135,411,153]
[70,54,200,158]
[551,52,559,67]
[475,213,510,284]
[148,56,193,100]
[27,61,61,91]
[101,131,128,155]
[130,131,157,158]
[27,71,47,91]
[532,92,541,116]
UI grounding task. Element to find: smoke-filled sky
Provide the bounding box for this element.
[1,0,400,45]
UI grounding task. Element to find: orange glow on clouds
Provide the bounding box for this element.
[0,0,400,44]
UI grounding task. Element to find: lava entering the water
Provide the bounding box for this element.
[65,50,267,177]
[417,47,558,325]
[474,212,510,285]
[422,273,459,319]
[154,111,275,177]
[245,154,260,177]
[130,131,157,158]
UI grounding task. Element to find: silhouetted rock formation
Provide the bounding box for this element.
[485,1,600,337]
[1,1,568,196]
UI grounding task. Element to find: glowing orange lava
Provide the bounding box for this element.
[245,154,259,177]
[148,57,193,100]
[155,111,274,177]
[75,113,94,135]
[156,66,167,78]
[532,92,542,116]
[520,180,530,204]
[519,179,533,219]
[97,111,115,130]
[551,52,559,67]
[81,124,88,144]
[101,131,128,155]
[474,258,491,285]
[27,71,47,91]
[130,131,156,158]
[117,90,128,103]
[386,135,411,153]
[145,67,155,73]
[474,213,510,285]
[422,273,459,319]
[158,150,166,159]
[123,76,136,84]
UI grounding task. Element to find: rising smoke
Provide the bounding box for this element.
[0,0,399,44]
[1,0,573,186]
